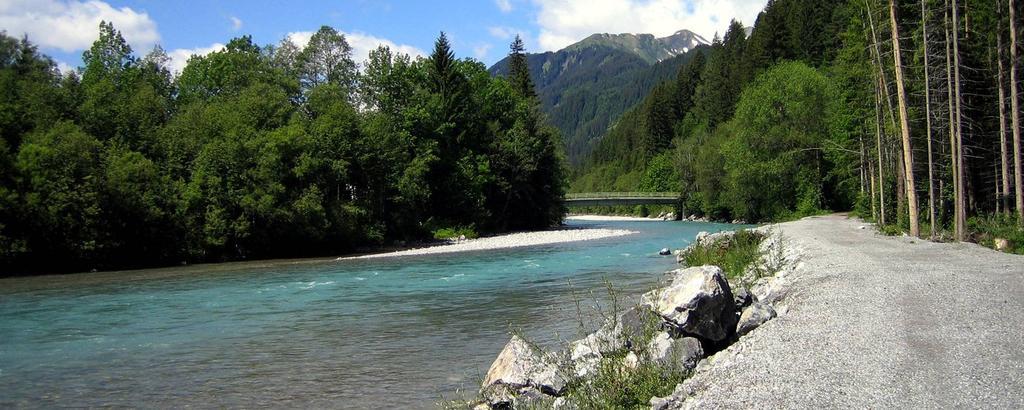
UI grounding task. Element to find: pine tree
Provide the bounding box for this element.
[508,35,535,99]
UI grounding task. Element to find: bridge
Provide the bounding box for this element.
[564,192,680,207]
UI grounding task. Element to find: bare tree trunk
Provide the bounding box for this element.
[866,0,901,137]
[996,162,1003,214]
[1012,0,1024,225]
[953,0,967,239]
[876,76,888,225]
[871,159,879,220]
[891,0,921,237]
[1000,0,1012,215]
[945,0,961,238]
[923,0,937,237]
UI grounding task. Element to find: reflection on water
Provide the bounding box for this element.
[0,220,738,408]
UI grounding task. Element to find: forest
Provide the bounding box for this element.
[0,25,565,273]
[573,0,1024,250]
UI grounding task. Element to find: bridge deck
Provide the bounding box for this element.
[564,192,679,207]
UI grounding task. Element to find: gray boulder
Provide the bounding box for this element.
[481,335,567,403]
[736,302,777,336]
[642,266,737,342]
[646,332,704,371]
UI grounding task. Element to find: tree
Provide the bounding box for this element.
[952,0,967,239]
[297,26,357,95]
[890,0,921,237]
[1012,0,1024,225]
[508,35,536,99]
[922,0,937,236]
[16,122,103,267]
[998,0,1011,216]
[722,62,847,221]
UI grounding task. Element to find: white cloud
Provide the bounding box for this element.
[488,26,538,54]
[473,43,493,60]
[55,60,76,76]
[167,43,224,75]
[287,30,425,66]
[495,0,513,12]
[0,0,160,53]
[488,26,515,40]
[531,0,768,51]
[229,16,243,31]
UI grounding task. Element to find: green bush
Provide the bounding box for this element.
[432,226,479,241]
[968,214,1024,254]
[681,230,766,280]
[566,355,687,409]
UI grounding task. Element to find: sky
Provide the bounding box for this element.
[0,0,769,75]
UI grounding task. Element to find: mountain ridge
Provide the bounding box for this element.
[490,29,709,165]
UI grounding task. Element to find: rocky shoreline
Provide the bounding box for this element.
[468,226,802,409]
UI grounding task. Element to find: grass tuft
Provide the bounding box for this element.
[680,230,767,280]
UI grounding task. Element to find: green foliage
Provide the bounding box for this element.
[680,230,766,280]
[565,355,687,409]
[573,0,857,223]
[721,61,850,222]
[0,27,567,274]
[968,215,1024,254]
[431,226,479,241]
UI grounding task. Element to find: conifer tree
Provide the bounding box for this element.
[508,35,535,99]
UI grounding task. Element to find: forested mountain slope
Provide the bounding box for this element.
[490,31,709,165]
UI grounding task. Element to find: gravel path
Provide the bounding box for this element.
[667,214,1024,408]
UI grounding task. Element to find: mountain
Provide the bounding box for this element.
[568,30,709,64]
[490,30,709,166]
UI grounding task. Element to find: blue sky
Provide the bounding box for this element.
[0,0,768,73]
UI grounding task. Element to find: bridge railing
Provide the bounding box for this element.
[565,192,680,200]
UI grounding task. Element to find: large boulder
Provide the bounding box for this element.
[481,335,567,404]
[646,332,704,371]
[641,266,737,342]
[736,302,777,336]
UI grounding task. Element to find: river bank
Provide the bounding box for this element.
[340,214,686,260]
[339,227,638,260]
[468,214,1024,409]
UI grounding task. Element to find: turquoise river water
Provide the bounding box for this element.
[0,219,737,408]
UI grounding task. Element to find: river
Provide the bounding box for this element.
[0,219,736,408]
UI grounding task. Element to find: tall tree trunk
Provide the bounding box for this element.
[1012,0,1024,225]
[996,162,1003,214]
[876,76,888,225]
[866,0,901,141]
[891,0,921,237]
[923,0,937,237]
[945,0,961,238]
[871,159,878,220]
[999,0,1012,215]
[953,0,967,239]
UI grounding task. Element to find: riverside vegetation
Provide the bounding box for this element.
[454,228,794,409]
[0,27,565,274]
[569,0,1024,253]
